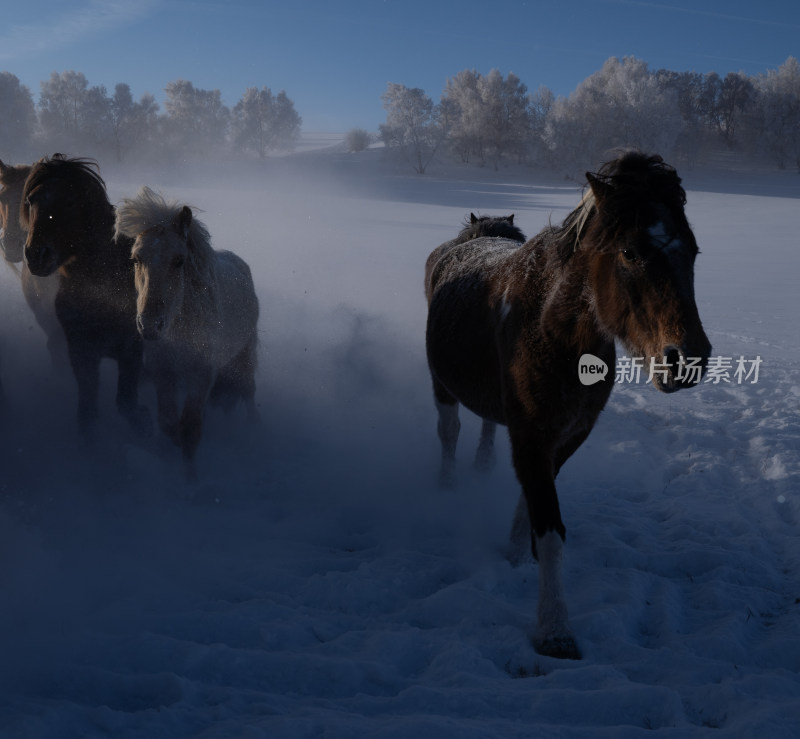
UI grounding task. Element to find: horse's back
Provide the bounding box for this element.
[425,237,523,423]
[213,249,259,353]
[425,236,521,304]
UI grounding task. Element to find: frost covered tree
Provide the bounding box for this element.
[654,70,711,166]
[0,72,36,155]
[344,128,371,152]
[109,83,160,161]
[38,70,112,151]
[163,79,230,154]
[441,70,484,163]
[271,90,302,151]
[754,57,800,169]
[546,57,682,171]
[477,70,531,166]
[231,87,301,158]
[380,83,441,174]
[441,69,534,166]
[717,72,754,145]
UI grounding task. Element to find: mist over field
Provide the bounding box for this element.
[0,143,798,737]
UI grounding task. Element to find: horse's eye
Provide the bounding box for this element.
[620,248,638,262]
[172,256,184,269]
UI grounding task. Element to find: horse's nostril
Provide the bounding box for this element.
[663,345,681,368]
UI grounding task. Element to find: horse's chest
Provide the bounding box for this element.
[56,282,136,343]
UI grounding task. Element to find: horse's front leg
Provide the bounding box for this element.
[116,338,152,438]
[179,367,214,482]
[68,346,101,442]
[508,421,580,660]
[153,365,180,445]
[474,418,497,472]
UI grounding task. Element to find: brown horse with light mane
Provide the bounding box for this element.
[0,159,65,367]
[22,154,151,439]
[425,152,711,659]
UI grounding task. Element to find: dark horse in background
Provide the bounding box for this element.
[22,154,151,439]
[426,212,526,482]
[425,152,711,660]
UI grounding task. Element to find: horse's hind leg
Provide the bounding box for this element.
[474,419,497,472]
[214,337,259,423]
[432,377,460,488]
[240,337,259,424]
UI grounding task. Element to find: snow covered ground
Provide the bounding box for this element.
[0,148,798,737]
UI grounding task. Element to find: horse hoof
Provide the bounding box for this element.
[438,466,457,489]
[131,405,154,438]
[473,446,496,473]
[533,635,582,660]
[507,542,532,568]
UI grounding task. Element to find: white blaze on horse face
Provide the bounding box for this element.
[648,221,684,255]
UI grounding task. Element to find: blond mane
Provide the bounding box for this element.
[561,188,597,253]
[116,186,219,320]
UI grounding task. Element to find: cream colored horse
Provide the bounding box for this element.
[116,186,259,480]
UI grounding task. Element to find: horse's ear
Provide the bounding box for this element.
[586,173,612,205]
[508,214,514,225]
[0,159,7,174]
[470,212,478,224]
[176,205,192,239]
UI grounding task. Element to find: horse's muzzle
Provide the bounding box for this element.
[136,313,165,340]
[652,342,710,393]
[25,243,59,276]
[1,233,24,263]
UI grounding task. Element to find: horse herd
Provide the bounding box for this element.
[0,151,710,660]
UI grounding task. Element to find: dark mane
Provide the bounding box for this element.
[455,213,526,244]
[591,150,686,209]
[22,154,115,235]
[549,151,687,262]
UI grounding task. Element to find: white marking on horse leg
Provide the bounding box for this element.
[474,418,497,472]
[436,399,460,487]
[534,530,580,659]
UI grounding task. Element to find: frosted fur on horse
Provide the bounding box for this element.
[117,186,259,480]
[424,152,711,659]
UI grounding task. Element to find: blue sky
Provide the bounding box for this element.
[1,0,797,131]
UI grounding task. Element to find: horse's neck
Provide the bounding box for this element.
[60,231,132,283]
[531,243,610,354]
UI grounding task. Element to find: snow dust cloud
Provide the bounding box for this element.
[1,148,799,736]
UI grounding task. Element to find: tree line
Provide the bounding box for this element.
[378,56,800,175]
[0,70,302,164]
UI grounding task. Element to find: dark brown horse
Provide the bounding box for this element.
[0,159,30,263]
[425,212,526,482]
[22,154,151,439]
[425,152,711,660]
[0,159,66,367]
